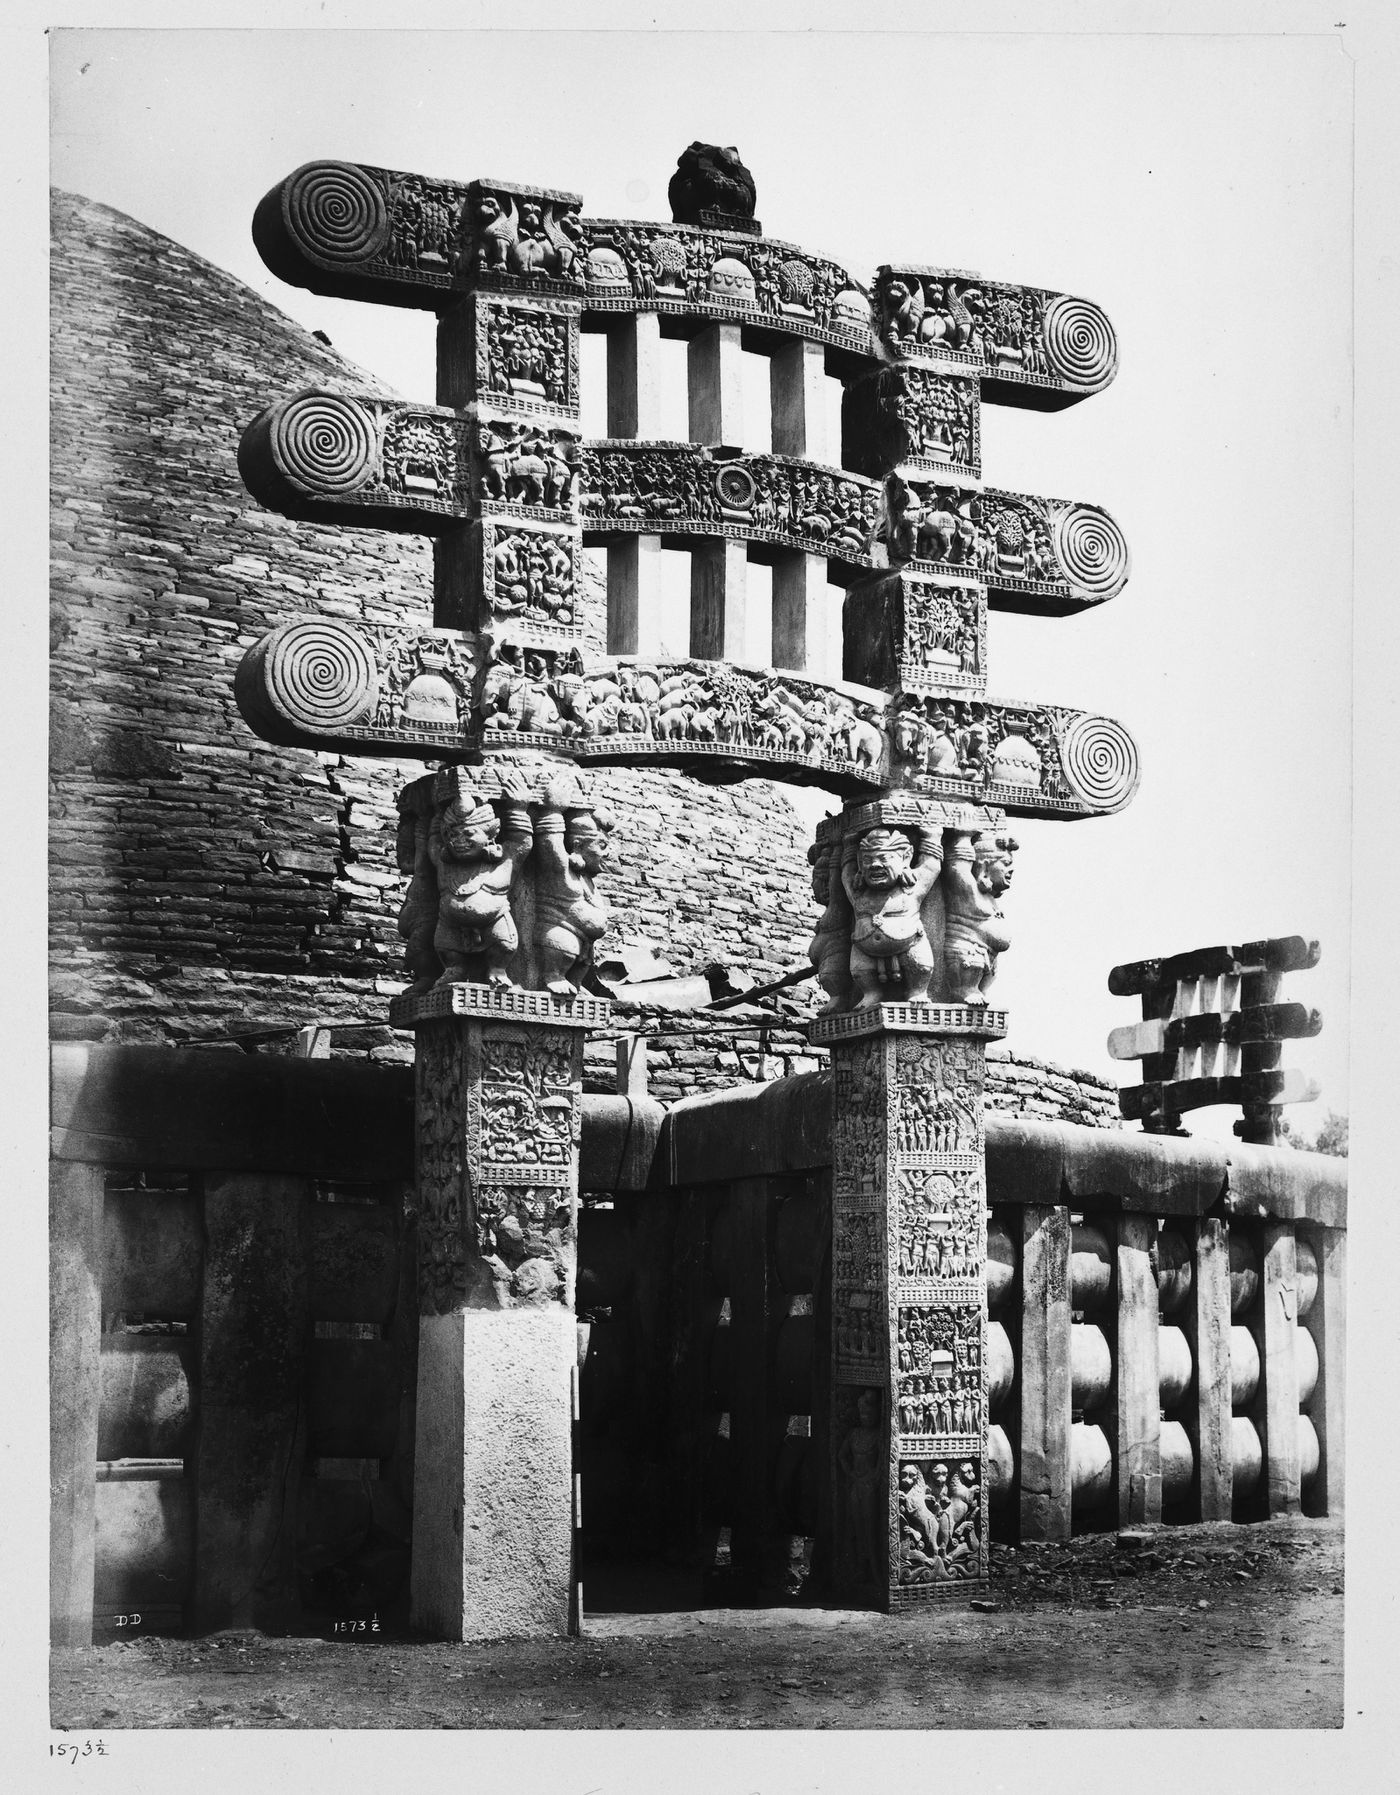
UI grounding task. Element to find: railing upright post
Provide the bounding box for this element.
[1187,1216,1234,1521]
[1299,1222,1344,1517]
[1259,1220,1302,1516]
[1111,1213,1162,1526]
[50,1161,105,1646]
[1018,1204,1073,1543]
[191,1171,310,1631]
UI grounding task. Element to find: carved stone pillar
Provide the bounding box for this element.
[814,1004,1004,1609]
[397,983,609,1639]
[810,791,1015,1610]
[388,760,612,1639]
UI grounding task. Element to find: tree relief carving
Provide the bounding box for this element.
[475,1030,578,1174]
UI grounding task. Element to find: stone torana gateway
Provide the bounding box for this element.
[236,142,1139,1630]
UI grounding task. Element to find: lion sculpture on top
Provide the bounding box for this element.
[667,142,758,226]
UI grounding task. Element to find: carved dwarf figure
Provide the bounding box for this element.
[806,839,854,1015]
[395,774,443,995]
[842,823,942,1008]
[534,784,615,996]
[940,829,1017,1005]
[431,769,534,986]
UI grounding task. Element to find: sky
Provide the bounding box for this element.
[45,25,1354,1135]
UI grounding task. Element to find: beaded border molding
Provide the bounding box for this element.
[389,984,612,1029]
[809,1004,1009,1043]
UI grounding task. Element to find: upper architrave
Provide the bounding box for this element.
[251,161,1117,409]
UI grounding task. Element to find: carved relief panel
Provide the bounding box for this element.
[474,517,581,641]
[828,1018,993,1603]
[413,1016,584,1317]
[843,572,986,698]
[457,294,581,417]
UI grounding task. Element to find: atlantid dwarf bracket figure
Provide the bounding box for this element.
[941,829,1017,1006]
[533,778,615,997]
[431,768,534,987]
[842,823,943,1008]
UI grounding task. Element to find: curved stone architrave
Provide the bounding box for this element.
[234,617,1139,818]
[882,474,1130,615]
[238,389,470,527]
[874,264,1119,408]
[250,162,1119,406]
[578,441,884,572]
[238,393,1126,615]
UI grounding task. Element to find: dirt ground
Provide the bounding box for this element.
[51,1517,1342,1731]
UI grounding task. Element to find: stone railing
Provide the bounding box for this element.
[51,1042,1343,1638]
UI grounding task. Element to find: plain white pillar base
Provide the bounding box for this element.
[410,1307,576,1641]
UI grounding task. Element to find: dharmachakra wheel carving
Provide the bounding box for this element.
[270,392,379,496]
[264,619,379,733]
[1058,713,1140,812]
[283,160,392,266]
[714,464,757,511]
[1051,502,1130,599]
[1042,295,1118,391]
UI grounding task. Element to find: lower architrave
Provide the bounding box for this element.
[814,1002,1005,1609]
[395,984,604,1640]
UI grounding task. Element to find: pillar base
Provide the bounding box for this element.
[411,1308,578,1641]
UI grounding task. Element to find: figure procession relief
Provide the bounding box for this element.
[580,443,881,558]
[480,647,889,767]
